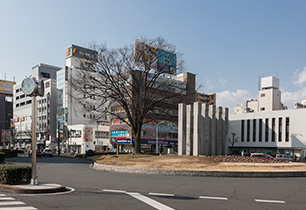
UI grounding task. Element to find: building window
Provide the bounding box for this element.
[253,119,256,142]
[241,120,244,142]
[16,104,20,108]
[278,117,282,142]
[247,120,250,142]
[259,119,262,142]
[26,100,32,105]
[265,118,269,142]
[286,117,290,142]
[272,118,275,142]
[20,102,25,106]
[261,93,265,97]
[16,89,20,93]
[16,96,19,100]
[20,94,25,99]
[83,114,86,118]
[260,107,265,111]
[41,72,50,78]
[45,81,50,88]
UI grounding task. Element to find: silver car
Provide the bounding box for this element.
[275,154,294,162]
[42,149,53,157]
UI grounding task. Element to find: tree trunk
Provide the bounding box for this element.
[134,129,142,154]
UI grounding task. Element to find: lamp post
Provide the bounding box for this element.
[155,121,165,154]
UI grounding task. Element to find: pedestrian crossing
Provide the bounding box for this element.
[0,194,37,210]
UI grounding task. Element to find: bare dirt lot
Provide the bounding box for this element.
[94,154,306,172]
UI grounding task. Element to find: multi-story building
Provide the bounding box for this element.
[195,92,216,105]
[13,63,61,149]
[0,80,15,147]
[57,44,110,153]
[228,76,306,161]
[234,76,287,114]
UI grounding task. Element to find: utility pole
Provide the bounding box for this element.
[57,122,61,156]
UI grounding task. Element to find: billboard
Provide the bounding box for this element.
[66,44,98,62]
[135,40,176,74]
[0,80,15,94]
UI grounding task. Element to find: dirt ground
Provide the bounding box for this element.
[94,154,306,172]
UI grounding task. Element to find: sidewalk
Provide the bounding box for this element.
[0,183,67,194]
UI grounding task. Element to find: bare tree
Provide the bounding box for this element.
[228,132,239,154]
[72,37,189,154]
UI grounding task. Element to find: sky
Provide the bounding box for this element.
[1,0,306,113]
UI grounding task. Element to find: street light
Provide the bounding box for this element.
[155,121,165,154]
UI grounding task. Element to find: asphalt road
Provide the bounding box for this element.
[3,156,306,210]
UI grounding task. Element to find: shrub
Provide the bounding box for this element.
[0,153,4,163]
[0,165,31,184]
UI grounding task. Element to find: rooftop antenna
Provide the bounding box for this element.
[13,76,15,82]
[258,75,261,91]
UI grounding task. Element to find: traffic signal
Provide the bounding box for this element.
[10,119,14,128]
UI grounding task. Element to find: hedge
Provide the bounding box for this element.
[0,153,4,163]
[0,165,31,184]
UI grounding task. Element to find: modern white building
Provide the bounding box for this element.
[229,76,306,161]
[234,76,286,114]
[57,44,110,153]
[229,109,306,161]
[13,63,61,150]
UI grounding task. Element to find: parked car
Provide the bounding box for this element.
[29,150,42,158]
[42,149,53,157]
[250,153,275,160]
[275,154,294,162]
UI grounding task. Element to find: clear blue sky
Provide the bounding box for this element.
[1,0,306,112]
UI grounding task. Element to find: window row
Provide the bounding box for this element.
[241,117,290,143]
[16,100,32,107]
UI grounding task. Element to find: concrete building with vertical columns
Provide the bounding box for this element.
[178,102,229,156]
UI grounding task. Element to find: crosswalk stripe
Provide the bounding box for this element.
[0,207,37,210]
[0,201,25,206]
[127,192,175,210]
[0,198,15,201]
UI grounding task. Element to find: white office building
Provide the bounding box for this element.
[13,63,61,150]
[228,76,306,161]
[57,44,110,154]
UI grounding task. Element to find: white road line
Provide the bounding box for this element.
[0,198,15,201]
[127,192,175,210]
[102,189,127,194]
[199,196,228,201]
[0,207,37,210]
[255,199,286,204]
[148,193,175,197]
[0,201,25,206]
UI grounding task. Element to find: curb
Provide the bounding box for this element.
[0,184,67,194]
[93,163,306,178]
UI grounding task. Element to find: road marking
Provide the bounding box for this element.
[199,196,228,201]
[0,195,6,197]
[127,192,175,210]
[0,198,15,201]
[255,199,286,204]
[148,193,175,197]
[103,189,127,194]
[0,207,37,210]
[0,201,25,206]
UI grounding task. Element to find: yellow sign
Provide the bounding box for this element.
[0,80,16,94]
